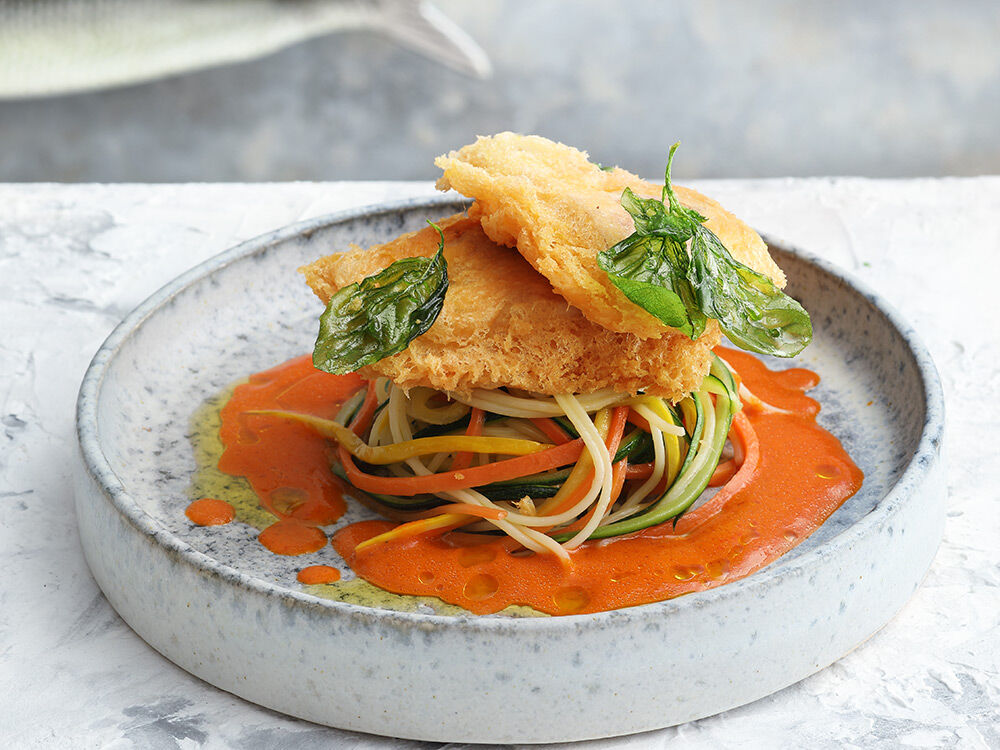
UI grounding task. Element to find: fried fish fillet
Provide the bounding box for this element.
[435,132,785,340]
[301,214,718,400]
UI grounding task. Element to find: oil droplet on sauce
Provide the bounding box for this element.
[185,498,235,526]
[259,519,327,556]
[672,565,702,581]
[553,586,590,614]
[705,560,730,580]
[463,573,499,601]
[816,463,842,479]
[297,565,342,585]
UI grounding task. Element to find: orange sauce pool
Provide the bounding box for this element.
[258,519,328,555]
[216,349,863,613]
[216,355,361,555]
[185,497,235,526]
[297,565,343,585]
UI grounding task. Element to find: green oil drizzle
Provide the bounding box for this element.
[301,578,467,614]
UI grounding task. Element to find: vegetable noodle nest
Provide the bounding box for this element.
[271,354,740,562]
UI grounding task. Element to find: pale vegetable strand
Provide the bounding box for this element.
[556,394,614,549]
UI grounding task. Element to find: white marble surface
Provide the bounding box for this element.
[1,179,997,748]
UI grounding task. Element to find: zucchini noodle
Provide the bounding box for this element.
[282,355,741,557]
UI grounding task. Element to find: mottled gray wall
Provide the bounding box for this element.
[1,0,998,181]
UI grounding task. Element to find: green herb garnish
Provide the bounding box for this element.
[597,144,811,357]
[312,222,449,374]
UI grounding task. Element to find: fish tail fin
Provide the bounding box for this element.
[377,1,492,78]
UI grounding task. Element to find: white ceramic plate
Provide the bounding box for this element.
[75,195,945,743]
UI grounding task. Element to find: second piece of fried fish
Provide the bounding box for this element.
[435,132,786,340]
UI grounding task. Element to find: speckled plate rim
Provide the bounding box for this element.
[76,193,945,633]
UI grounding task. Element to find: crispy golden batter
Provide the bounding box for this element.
[435,132,785,340]
[301,214,718,400]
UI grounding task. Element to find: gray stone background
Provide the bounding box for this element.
[1,0,998,182]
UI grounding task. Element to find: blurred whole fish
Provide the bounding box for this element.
[0,0,491,99]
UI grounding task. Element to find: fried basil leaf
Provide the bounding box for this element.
[596,204,706,339]
[689,226,812,357]
[312,223,448,374]
[597,143,812,357]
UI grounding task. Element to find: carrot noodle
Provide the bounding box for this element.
[625,463,654,479]
[626,408,651,432]
[450,407,485,471]
[531,417,572,445]
[337,440,585,496]
[609,459,628,506]
[709,460,738,487]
